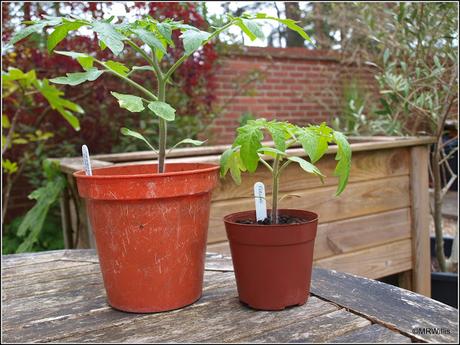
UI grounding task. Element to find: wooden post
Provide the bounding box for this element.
[409,145,431,297]
[59,186,74,249]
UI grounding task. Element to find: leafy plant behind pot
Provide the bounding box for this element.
[6,13,313,174]
[220,119,352,224]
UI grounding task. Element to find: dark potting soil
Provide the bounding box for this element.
[235,214,307,225]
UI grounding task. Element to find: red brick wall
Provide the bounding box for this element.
[206,47,379,144]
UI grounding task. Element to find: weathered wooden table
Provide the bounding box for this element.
[2,250,458,343]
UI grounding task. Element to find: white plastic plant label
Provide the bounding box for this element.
[82,145,92,176]
[254,181,267,221]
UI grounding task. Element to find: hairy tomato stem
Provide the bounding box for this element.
[271,154,281,224]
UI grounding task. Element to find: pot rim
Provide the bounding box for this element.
[224,209,319,228]
[73,162,219,180]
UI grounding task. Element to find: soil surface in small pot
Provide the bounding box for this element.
[235,214,307,225]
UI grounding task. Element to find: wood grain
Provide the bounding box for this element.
[409,145,431,297]
[311,267,458,343]
[2,250,456,343]
[213,148,410,201]
[330,324,412,343]
[314,239,413,279]
[56,137,435,173]
[208,175,411,243]
[207,208,412,263]
[316,208,411,260]
[240,309,371,343]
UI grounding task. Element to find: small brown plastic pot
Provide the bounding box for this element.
[74,163,219,313]
[224,209,318,311]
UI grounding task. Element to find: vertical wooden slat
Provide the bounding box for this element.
[398,270,412,291]
[59,187,73,249]
[409,145,431,297]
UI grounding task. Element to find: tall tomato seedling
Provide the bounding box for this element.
[6,13,313,173]
[220,119,351,224]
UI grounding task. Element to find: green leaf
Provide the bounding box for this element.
[257,147,287,158]
[287,156,325,182]
[12,138,28,144]
[239,18,264,41]
[105,60,129,76]
[220,148,245,185]
[132,65,155,72]
[297,129,329,163]
[229,151,244,185]
[234,122,264,172]
[2,115,11,128]
[131,28,166,54]
[54,51,95,70]
[220,147,238,177]
[92,21,125,55]
[33,79,82,130]
[383,49,390,65]
[171,138,206,150]
[255,13,313,44]
[49,68,104,86]
[180,29,211,55]
[16,173,66,253]
[7,22,47,47]
[110,92,144,112]
[2,159,18,174]
[2,68,37,87]
[120,127,156,152]
[332,131,352,196]
[147,101,176,121]
[157,22,173,44]
[266,121,289,152]
[47,21,85,52]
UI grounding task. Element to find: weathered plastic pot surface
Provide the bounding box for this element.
[74,163,219,313]
[224,209,318,311]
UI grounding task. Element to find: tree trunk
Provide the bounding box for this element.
[284,2,305,47]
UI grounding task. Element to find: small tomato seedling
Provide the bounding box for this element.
[220,119,352,224]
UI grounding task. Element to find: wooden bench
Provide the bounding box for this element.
[55,136,435,296]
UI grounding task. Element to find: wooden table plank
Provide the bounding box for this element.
[311,268,458,343]
[240,309,371,343]
[59,297,338,343]
[2,250,457,343]
[330,324,412,343]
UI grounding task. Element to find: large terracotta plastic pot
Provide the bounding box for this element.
[74,163,219,313]
[224,209,318,311]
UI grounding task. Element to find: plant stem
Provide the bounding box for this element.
[157,79,167,173]
[96,60,158,101]
[271,154,281,224]
[432,142,447,272]
[258,156,273,172]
